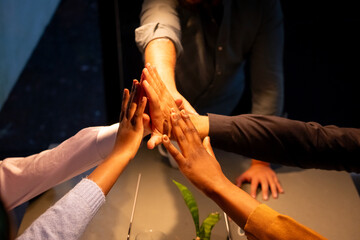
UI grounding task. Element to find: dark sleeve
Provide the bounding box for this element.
[208,113,360,173]
[249,0,284,116]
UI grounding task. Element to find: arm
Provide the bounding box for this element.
[144,38,197,115]
[135,0,197,114]
[0,124,118,211]
[136,0,179,94]
[249,0,284,116]
[208,114,360,173]
[162,111,325,240]
[243,0,285,200]
[18,82,147,239]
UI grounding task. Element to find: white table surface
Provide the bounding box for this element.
[18,143,360,239]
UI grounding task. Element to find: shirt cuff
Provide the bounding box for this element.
[96,123,118,160]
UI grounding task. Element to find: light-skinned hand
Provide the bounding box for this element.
[236,160,284,200]
[141,63,181,149]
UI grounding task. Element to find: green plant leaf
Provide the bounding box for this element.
[199,212,220,240]
[173,180,200,236]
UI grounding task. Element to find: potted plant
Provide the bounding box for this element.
[173,180,220,240]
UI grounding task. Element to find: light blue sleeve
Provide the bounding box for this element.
[17,178,105,240]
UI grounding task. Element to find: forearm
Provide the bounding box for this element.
[209,178,260,229]
[144,38,177,93]
[87,152,132,196]
[18,179,105,240]
[208,114,360,173]
[0,126,115,210]
[207,175,324,240]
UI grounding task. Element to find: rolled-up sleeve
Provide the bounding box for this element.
[135,0,183,56]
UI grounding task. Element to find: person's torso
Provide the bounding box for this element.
[176,0,263,114]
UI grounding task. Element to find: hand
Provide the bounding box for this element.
[236,160,284,200]
[141,63,181,149]
[172,92,198,115]
[88,81,147,195]
[162,110,228,196]
[112,80,147,160]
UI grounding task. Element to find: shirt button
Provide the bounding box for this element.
[218,46,223,51]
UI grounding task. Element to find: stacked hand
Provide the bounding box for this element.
[112,79,148,160]
[139,62,283,201]
[162,110,228,196]
[141,63,181,149]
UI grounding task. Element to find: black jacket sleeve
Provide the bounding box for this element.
[208,114,360,173]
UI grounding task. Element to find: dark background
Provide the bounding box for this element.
[0,0,359,179]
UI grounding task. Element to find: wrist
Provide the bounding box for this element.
[251,159,270,167]
[189,115,209,139]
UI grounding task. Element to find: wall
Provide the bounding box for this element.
[0,0,60,110]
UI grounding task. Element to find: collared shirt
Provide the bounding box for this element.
[136,0,284,115]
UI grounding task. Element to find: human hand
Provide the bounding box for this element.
[236,160,284,200]
[162,110,228,197]
[111,80,147,160]
[141,63,182,149]
[172,92,198,115]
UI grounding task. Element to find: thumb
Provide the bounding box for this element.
[142,113,151,134]
[202,136,215,157]
[147,133,162,149]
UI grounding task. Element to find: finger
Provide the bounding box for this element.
[146,63,163,90]
[250,180,258,199]
[142,113,151,135]
[170,112,188,153]
[261,181,269,200]
[173,111,194,145]
[127,80,139,119]
[202,136,215,158]
[142,80,161,110]
[127,102,137,122]
[132,96,147,126]
[269,180,278,199]
[140,71,145,83]
[133,79,143,105]
[163,119,170,136]
[236,174,248,188]
[120,88,130,122]
[275,178,284,194]
[147,133,163,149]
[143,67,160,96]
[162,134,185,165]
[180,110,201,144]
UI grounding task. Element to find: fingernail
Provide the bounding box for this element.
[180,110,187,117]
[170,108,176,113]
[163,135,169,142]
[264,196,268,200]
